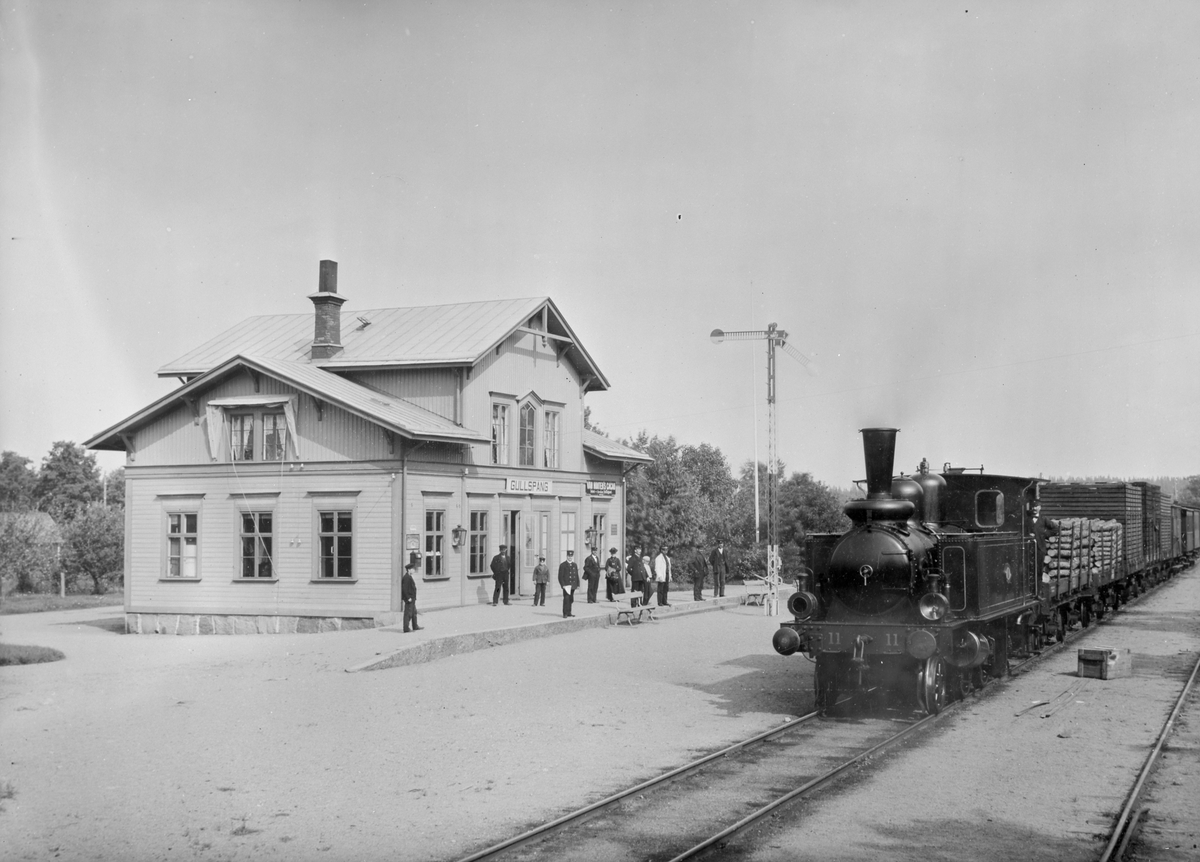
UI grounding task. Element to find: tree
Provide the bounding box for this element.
[0,512,61,594]
[0,451,37,512]
[61,504,124,595]
[680,443,737,546]
[623,433,706,571]
[731,460,850,581]
[583,405,605,437]
[103,467,126,509]
[1178,476,1200,508]
[35,441,101,523]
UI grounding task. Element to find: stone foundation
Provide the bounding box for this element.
[125,613,377,635]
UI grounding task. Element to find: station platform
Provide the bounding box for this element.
[351,580,790,672]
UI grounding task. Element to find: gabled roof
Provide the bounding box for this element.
[86,355,490,451]
[582,428,653,465]
[156,296,610,392]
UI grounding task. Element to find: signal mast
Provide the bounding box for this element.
[710,323,814,615]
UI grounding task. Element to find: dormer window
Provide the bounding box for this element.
[206,396,297,463]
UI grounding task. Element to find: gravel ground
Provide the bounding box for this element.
[4,570,1197,862]
[0,601,809,862]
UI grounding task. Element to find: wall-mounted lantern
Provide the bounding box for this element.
[584,527,596,548]
[451,525,465,548]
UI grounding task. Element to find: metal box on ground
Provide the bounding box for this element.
[1078,647,1132,679]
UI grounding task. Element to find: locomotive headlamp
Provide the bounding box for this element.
[787,590,820,621]
[918,592,950,621]
[772,627,802,656]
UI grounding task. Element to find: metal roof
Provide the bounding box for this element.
[86,354,489,451]
[156,296,609,391]
[582,428,653,464]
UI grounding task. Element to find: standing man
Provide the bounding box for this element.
[691,550,707,601]
[401,561,422,633]
[709,540,730,599]
[583,546,601,603]
[490,544,510,605]
[653,545,672,607]
[605,547,624,602]
[532,555,550,607]
[558,549,580,618]
[626,545,646,607]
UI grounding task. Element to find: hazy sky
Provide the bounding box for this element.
[3,1,1199,487]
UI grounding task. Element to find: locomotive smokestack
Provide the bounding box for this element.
[861,428,899,500]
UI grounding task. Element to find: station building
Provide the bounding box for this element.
[85,261,651,634]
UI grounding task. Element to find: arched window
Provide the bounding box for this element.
[519,403,536,466]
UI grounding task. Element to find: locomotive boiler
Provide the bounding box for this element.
[772,428,1043,715]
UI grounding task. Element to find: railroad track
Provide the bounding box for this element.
[454,569,1181,862]
[1099,648,1200,862]
[453,703,943,862]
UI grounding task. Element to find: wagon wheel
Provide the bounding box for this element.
[814,656,840,716]
[1095,596,1106,620]
[917,656,946,715]
[1080,601,1092,628]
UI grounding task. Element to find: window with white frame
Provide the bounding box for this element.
[262,412,288,461]
[240,512,274,578]
[469,510,488,574]
[425,509,446,577]
[317,510,354,579]
[519,403,536,466]
[166,512,199,579]
[543,410,560,469]
[491,404,509,465]
[560,511,577,562]
[230,414,254,461]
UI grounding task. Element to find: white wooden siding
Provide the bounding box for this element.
[126,468,394,616]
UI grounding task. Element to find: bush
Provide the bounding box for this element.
[0,513,61,595]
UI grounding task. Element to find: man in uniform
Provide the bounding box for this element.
[709,540,730,598]
[490,544,510,605]
[558,549,580,618]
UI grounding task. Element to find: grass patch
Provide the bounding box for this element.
[0,643,66,665]
[1,593,122,615]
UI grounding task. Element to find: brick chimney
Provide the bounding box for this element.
[309,260,346,360]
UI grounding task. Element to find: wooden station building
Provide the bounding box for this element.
[85,261,651,634]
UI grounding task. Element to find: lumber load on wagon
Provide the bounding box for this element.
[1042,517,1123,593]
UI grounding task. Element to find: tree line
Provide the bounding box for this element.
[620,432,852,584]
[0,442,125,598]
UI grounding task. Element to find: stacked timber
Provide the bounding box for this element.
[1045,518,1090,593]
[1043,517,1124,594]
[1090,519,1123,585]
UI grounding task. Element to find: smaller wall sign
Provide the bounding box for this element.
[586,481,617,497]
[505,477,554,495]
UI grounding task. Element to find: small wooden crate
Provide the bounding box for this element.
[1078,647,1132,680]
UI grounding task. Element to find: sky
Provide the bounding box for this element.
[3,1,1199,489]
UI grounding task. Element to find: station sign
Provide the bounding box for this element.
[505,477,554,495]
[586,481,617,497]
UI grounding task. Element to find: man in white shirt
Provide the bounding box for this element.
[653,545,672,607]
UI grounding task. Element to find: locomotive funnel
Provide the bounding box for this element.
[861,428,900,499]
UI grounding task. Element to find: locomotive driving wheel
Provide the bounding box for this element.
[917,656,946,715]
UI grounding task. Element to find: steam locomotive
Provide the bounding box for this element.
[771,428,1200,715]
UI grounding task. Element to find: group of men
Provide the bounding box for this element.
[399,539,735,629]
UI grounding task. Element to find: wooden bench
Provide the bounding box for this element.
[744,577,771,606]
[615,604,659,626]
